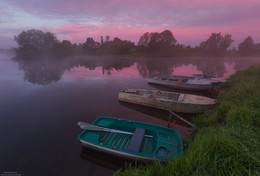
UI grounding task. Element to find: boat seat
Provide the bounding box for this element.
[178,94,185,101]
[127,128,145,153]
[156,146,169,157]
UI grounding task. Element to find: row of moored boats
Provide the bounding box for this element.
[77,74,225,162]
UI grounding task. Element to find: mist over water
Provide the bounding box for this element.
[0,52,260,176]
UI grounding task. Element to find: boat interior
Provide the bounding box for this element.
[96,122,176,158]
[161,76,190,82]
[125,89,183,101]
[98,130,155,155]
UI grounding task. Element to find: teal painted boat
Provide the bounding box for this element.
[78,116,183,162]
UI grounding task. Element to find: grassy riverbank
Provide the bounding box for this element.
[115,64,260,176]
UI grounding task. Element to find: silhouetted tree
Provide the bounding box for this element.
[255,43,260,55]
[160,30,177,46]
[14,29,59,58]
[199,33,234,56]
[105,35,110,42]
[82,37,100,54]
[238,36,255,55]
[100,41,114,54]
[112,38,135,54]
[53,40,74,57]
[138,32,150,52]
[137,30,177,56]
[83,38,96,50]
[101,36,104,45]
[100,37,134,55]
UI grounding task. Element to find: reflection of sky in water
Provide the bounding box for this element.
[0,54,43,107]
[63,64,140,78]
[63,62,236,81]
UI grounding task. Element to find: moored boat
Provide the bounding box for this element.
[160,74,226,86]
[78,116,183,162]
[190,74,226,85]
[118,89,216,113]
[148,76,213,91]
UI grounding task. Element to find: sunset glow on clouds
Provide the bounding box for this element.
[1,0,260,48]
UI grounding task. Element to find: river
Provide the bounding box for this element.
[0,53,259,176]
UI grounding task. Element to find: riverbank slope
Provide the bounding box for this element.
[115,64,260,176]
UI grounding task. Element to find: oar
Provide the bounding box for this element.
[78,122,153,138]
[167,110,194,127]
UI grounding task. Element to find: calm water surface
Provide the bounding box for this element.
[0,53,259,176]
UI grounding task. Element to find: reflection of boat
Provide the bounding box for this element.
[148,76,213,91]
[147,83,215,98]
[81,146,128,171]
[118,101,194,137]
[118,89,216,113]
[118,101,194,126]
[78,116,183,162]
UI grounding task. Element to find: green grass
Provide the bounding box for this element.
[114,64,260,176]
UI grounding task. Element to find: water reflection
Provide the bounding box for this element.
[13,56,136,85]
[12,55,260,85]
[1,53,259,176]
[136,57,174,78]
[118,101,193,138]
[136,57,229,78]
[15,59,67,85]
[195,57,227,77]
[81,147,131,171]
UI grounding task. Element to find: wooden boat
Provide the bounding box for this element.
[78,116,183,162]
[161,74,226,86]
[148,74,215,91]
[118,89,216,113]
[148,76,213,91]
[190,74,226,85]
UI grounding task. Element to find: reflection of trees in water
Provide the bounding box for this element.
[194,57,227,77]
[136,56,260,79]
[13,55,260,85]
[101,57,135,75]
[23,66,63,85]
[136,57,174,78]
[77,56,135,76]
[231,57,260,72]
[13,56,135,85]
[15,58,72,85]
[136,57,228,78]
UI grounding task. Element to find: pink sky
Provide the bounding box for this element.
[1,0,260,48]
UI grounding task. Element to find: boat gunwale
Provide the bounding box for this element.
[118,96,206,113]
[118,91,216,113]
[119,89,216,105]
[148,78,213,91]
[79,140,167,162]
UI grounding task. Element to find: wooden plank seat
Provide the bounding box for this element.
[127,128,145,153]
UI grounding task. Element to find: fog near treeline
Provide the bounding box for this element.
[12,29,260,60]
[10,54,259,86]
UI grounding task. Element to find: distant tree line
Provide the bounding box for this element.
[14,29,260,59]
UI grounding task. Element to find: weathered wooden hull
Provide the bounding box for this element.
[160,74,226,87]
[118,89,216,113]
[148,77,213,91]
[78,116,183,162]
